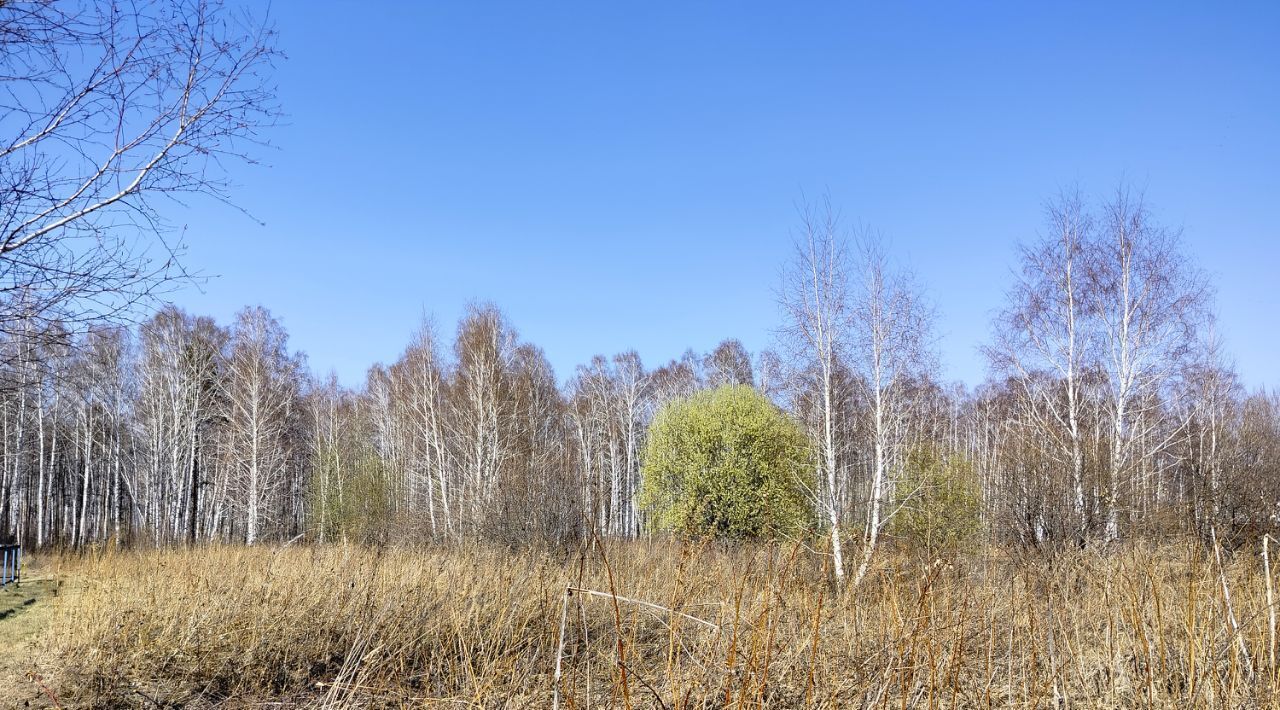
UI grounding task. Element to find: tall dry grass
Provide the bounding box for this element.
[29,538,1280,708]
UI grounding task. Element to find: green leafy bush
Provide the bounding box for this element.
[639,385,814,539]
[891,447,982,553]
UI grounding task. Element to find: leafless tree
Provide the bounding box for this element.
[135,307,225,544]
[1088,190,1209,541]
[846,236,934,587]
[755,348,786,402]
[394,320,453,540]
[778,197,853,588]
[988,193,1095,541]
[0,0,277,345]
[223,306,300,545]
[704,339,753,387]
[1177,329,1239,535]
[568,350,650,538]
[449,304,517,535]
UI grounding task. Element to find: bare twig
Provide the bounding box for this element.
[567,587,721,632]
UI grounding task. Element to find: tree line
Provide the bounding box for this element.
[0,190,1276,566]
[4,2,1276,581]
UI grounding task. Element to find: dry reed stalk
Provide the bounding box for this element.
[1265,534,1277,676]
[803,555,827,706]
[553,586,571,710]
[592,532,631,710]
[1212,527,1255,679]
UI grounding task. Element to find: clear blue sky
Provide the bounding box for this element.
[173,1,1279,390]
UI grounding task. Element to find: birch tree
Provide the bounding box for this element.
[394,321,453,540]
[449,304,516,535]
[704,339,753,388]
[306,373,345,543]
[1088,191,1208,541]
[0,0,278,342]
[135,308,225,544]
[847,237,933,587]
[778,198,852,588]
[988,194,1095,542]
[568,351,650,537]
[1178,334,1239,535]
[224,306,299,545]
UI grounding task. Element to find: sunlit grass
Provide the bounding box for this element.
[29,539,1280,708]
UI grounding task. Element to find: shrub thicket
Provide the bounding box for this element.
[891,446,982,553]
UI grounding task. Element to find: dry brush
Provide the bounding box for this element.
[20,539,1280,708]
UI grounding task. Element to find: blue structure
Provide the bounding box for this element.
[0,545,18,586]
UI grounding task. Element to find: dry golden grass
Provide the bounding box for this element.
[23,538,1280,708]
[1,555,63,708]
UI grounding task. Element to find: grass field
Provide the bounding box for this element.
[0,555,62,709]
[5,539,1280,708]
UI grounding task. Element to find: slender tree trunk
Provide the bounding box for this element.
[113,434,122,544]
[853,387,886,588]
[1106,399,1125,542]
[36,391,46,547]
[79,412,92,548]
[188,429,200,545]
[823,370,846,589]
